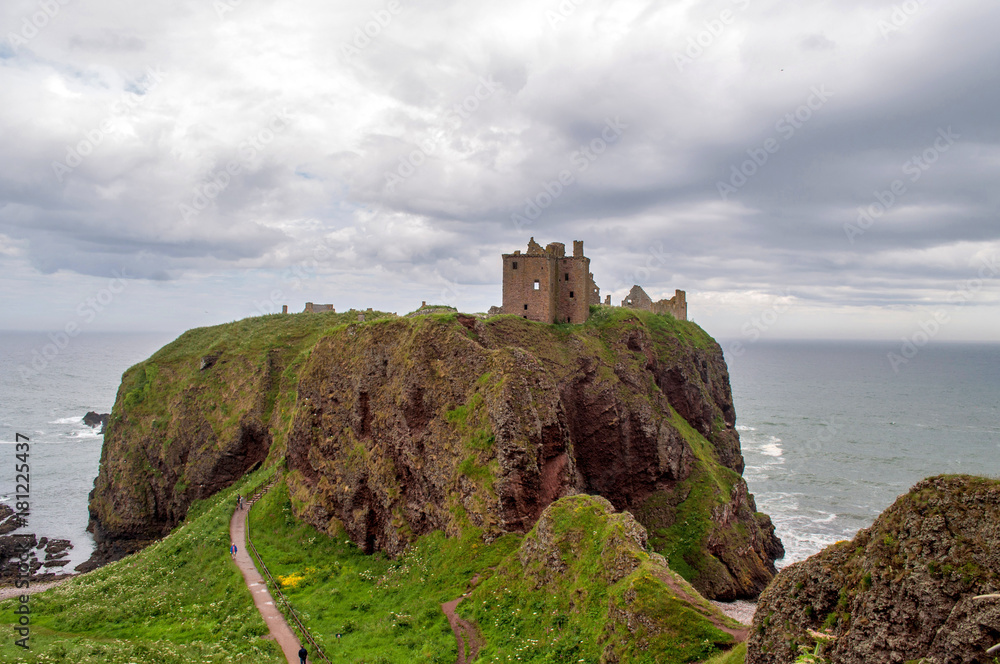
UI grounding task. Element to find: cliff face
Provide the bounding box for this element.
[88,307,781,599]
[87,315,337,560]
[747,475,1000,664]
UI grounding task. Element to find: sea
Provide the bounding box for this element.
[726,339,1000,567]
[1,332,998,573]
[0,332,175,572]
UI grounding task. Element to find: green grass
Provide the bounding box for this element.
[110,309,397,443]
[585,305,715,352]
[703,643,746,664]
[460,495,736,664]
[247,478,519,663]
[250,484,737,664]
[0,467,283,663]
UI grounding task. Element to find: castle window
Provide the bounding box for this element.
[512,261,518,269]
[567,316,571,323]
[524,304,528,310]
[569,291,574,298]
[564,273,569,281]
[533,280,540,290]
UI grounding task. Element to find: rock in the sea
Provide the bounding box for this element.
[0,504,26,535]
[0,533,40,578]
[83,411,110,434]
[0,534,76,580]
[747,474,1000,664]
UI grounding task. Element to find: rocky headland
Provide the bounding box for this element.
[86,307,782,601]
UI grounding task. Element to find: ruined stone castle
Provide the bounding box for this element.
[500,238,687,324]
[500,238,600,324]
[621,285,687,321]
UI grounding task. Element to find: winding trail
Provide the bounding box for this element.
[230,504,305,664]
[653,569,749,643]
[442,575,484,664]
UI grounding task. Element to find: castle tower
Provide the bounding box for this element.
[501,238,598,324]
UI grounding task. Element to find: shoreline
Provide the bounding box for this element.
[0,575,77,601]
[711,599,757,626]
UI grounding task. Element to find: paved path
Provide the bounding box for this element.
[230,505,305,664]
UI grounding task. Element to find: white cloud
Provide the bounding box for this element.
[1,0,998,339]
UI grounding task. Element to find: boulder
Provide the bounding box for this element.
[748,475,1000,664]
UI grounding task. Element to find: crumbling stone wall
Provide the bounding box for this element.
[621,285,687,321]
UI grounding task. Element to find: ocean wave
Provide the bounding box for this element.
[736,424,756,432]
[774,529,844,568]
[759,492,802,511]
[51,416,84,425]
[759,438,783,457]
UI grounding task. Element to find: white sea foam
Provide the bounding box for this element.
[736,424,756,431]
[51,416,84,425]
[759,439,783,457]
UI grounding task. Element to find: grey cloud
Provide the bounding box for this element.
[0,0,998,338]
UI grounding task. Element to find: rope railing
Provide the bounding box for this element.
[244,471,333,664]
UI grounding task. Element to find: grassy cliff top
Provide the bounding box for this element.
[110,305,715,449]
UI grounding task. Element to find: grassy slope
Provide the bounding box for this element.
[248,477,519,663]
[102,305,740,589]
[251,478,744,664]
[460,495,738,664]
[0,468,282,663]
[704,643,746,664]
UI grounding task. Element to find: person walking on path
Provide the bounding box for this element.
[298,645,307,664]
[231,542,237,558]
[236,494,243,510]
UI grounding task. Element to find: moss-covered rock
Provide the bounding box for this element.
[465,494,747,663]
[747,474,1000,664]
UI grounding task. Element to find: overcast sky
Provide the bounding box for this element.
[1,0,998,344]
